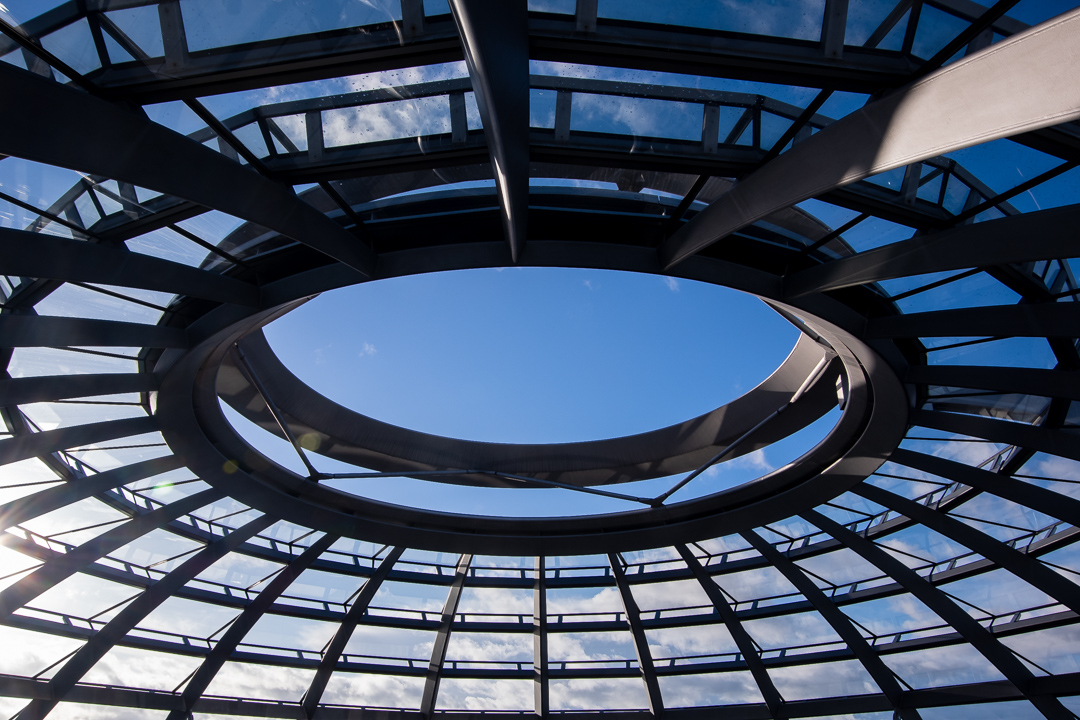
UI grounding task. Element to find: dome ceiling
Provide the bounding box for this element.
[1,1,1079,719]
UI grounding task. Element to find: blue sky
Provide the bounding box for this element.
[264,268,797,444]
[233,268,849,517]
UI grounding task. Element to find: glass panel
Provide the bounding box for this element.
[323,95,452,147]
[597,0,826,40]
[436,678,534,710]
[81,646,202,691]
[41,18,101,76]
[181,0,403,51]
[911,4,970,60]
[846,0,905,46]
[242,613,339,654]
[320,671,426,709]
[106,5,166,58]
[926,337,1058,369]
[550,676,649,710]
[882,643,1007,688]
[570,94,704,141]
[841,215,916,252]
[919,700,1046,719]
[202,661,315,701]
[893,272,1020,313]
[1003,626,1080,674]
[658,671,765,707]
[768,659,880,699]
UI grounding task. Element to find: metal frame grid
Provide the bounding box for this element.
[1,0,1079,718]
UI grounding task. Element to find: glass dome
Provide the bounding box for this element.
[1,1,1079,719]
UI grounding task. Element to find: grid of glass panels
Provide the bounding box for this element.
[1,1,1079,718]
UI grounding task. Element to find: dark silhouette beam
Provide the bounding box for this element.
[784,204,1080,298]
[301,546,404,718]
[609,553,664,716]
[0,416,158,467]
[168,533,340,720]
[912,408,1080,463]
[533,556,549,717]
[677,545,786,718]
[866,303,1080,339]
[0,315,187,349]
[0,229,260,307]
[904,365,1080,402]
[0,373,157,406]
[0,62,375,278]
[660,8,1080,268]
[448,0,529,262]
[420,553,472,718]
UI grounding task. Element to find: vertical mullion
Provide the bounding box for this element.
[821,0,849,58]
[420,553,472,718]
[608,553,664,716]
[534,556,549,716]
[676,545,785,717]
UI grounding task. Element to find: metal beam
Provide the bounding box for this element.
[301,546,404,718]
[533,556,549,717]
[912,408,1080,463]
[218,330,838,491]
[820,0,849,59]
[659,7,1080,268]
[168,532,341,720]
[904,365,1080,402]
[0,63,376,278]
[0,454,183,530]
[741,531,918,720]
[2,671,1080,719]
[890,448,1080,530]
[0,228,260,307]
[448,0,529,262]
[85,15,915,105]
[420,553,472,718]
[784,204,1080,298]
[0,373,157,405]
[529,18,914,94]
[853,482,1080,615]
[608,553,664,716]
[0,415,158,467]
[865,302,1080,339]
[0,487,223,619]
[0,314,187,349]
[802,509,1074,720]
[13,513,275,720]
[676,545,785,718]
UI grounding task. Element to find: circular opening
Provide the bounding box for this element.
[194,255,895,550]
[215,268,851,520]
[263,268,800,443]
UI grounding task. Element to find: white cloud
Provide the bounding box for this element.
[323,96,452,149]
[550,677,649,711]
[359,342,377,357]
[706,448,773,476]
[438,678,534,711]
[663,276,680,292]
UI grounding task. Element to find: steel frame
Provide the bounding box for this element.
[1,0,1079,718]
